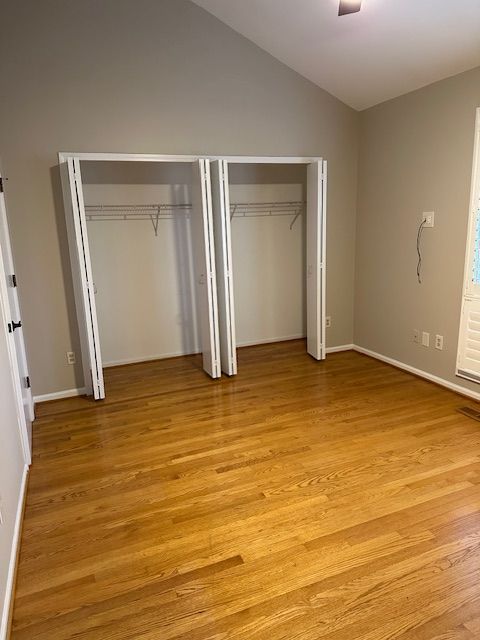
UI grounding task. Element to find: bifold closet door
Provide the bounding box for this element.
[191,159,221,379]
[62,157,105,399]
[306,160,327,361]
[210,160,237,376]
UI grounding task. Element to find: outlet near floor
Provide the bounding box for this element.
[325,316,331,328]
[435,334,444,350]
[66,351,76,365]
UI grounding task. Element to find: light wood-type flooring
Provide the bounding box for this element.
[10,341,480,639]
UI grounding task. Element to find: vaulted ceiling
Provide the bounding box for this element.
[193,0,480,110]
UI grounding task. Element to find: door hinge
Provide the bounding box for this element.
[10,274,17,287]
[0,177,3,193]
[25,376,31,389]
[8,320,22,333]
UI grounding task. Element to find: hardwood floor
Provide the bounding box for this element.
[11,341,480,639]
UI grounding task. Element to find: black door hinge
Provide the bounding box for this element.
[8,320,22,333]
[10,274,17,287]
[0,177,3,193]
[25,376,31,389]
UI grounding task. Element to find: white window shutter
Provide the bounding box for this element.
[457,109,480,384]
[457,299,480,383]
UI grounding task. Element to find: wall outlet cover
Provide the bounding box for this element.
[325,316,331,328]
[422,211,434,228]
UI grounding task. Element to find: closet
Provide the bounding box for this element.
[59,154,221,400]
[60,153,326,400]
[211,157,326,375]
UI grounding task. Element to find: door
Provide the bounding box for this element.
[61,157,105,399]
[210,160,237,376]
[306,160,327,361]
[0,174,32,459]
[0,192,31,464]
[191,159,221,378]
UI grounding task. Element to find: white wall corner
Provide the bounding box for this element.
[354,345,480,402]
[326,344,354,353]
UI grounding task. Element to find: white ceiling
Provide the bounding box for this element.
[192,0,480,110]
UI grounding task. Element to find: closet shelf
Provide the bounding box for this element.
[85,200,306,234]
[229,201,305,229]
[85,203,191,235]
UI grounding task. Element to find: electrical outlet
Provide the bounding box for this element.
[435,334,444,350]
[325,316,331,328]
[422,211,434,228]
[66,351,76,365]
[413,329,420,343]
[422,331,430,347]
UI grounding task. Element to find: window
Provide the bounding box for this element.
[456,108,480,383]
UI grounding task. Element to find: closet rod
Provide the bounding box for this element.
[85,200,305,233]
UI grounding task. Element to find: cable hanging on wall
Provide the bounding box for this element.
[416,219,426,284]
[85,200,306,235]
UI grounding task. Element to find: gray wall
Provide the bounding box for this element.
[0,0,358,396]
[355,66,480,394]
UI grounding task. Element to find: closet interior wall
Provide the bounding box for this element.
[81,161,200,367]
[228,163,307,347]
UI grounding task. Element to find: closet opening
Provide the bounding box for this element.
[211,157,326,376]
[59,154,221,400]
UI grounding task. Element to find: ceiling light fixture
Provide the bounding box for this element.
[338,0,362,16]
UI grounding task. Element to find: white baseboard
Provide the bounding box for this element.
[354,345,480,402]
[33,387,86,404]
[103,350,201,368]
[237,334,306,348]
[326,344,354,354]
[0,465,28,640]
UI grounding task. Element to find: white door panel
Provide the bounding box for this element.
[306,161,326,360]
[211,160,237,376]
[63,158,104,399]
[0,175,32,460]
[191,159,221,379]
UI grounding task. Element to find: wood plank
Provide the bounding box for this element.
[11,342,480,639]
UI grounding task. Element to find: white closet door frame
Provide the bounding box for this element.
[216,155,326,363]
[191,159,221,379]
[211,160,237,376]
[59,152,222,387]
[63,157,105,399]
[0,212,31,464]
[58,152,323,386]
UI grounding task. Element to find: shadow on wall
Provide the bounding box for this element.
[172,182,200,356]
[50,164,84,390]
